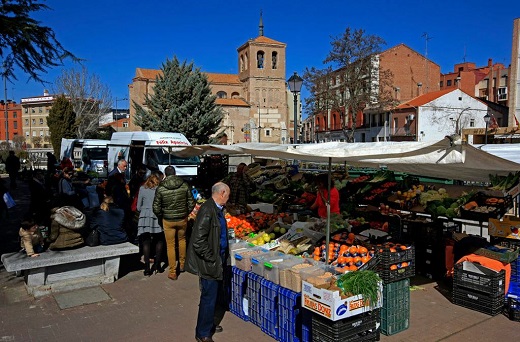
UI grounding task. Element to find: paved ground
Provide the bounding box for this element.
[0,175,518,342]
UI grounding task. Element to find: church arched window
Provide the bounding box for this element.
[257,51,265,69]
[272,52,278,69]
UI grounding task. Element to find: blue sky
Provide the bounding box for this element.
[7,0,520,117]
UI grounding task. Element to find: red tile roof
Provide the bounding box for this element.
[396,88,455,109]
[206,73,241,84]
[134,69,241,85]
[135,68,162,80]
[253,36,285,45]
[216,98,249,107]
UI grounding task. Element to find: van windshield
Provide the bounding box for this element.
[84,148,108,160]
[145,148,200,168]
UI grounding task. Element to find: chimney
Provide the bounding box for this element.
[43,89,49,96]
[488,58,493,67]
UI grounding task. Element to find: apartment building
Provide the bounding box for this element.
[0,101,23,143]
[20,90,55,148]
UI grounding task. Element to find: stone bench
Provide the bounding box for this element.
[1,242,139,297]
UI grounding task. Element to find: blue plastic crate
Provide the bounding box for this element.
[230,266,249,321]
[276,287,312,342]
[510,260,520,282]
[261,278,279,339]
[247,272,263,327]
[505,281,520,321]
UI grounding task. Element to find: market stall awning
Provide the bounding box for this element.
[168,138,520,182]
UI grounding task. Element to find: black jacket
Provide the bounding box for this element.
[185,198,225,280]
[90,204,128,245]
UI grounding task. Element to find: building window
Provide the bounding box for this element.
[123,122,129,128]
[470,119,475,127]
[240,54,244,72]
[32,130,36,137]
[257,51,265,69]
[25,131,29,137]
[25,119,29,126]
[446,80,452,86]
[39,118,43,124]
[46,108,49,113]
[13,121,17,129]
[272,52,278,69]
[39,108,42,113]
[13,112,17,118]
[231,92,240,99]
[393,117,398,134]
[40,130,43,136]
[32,109,35,113]
[440,81,443,87]
[498,87,507,100]
[32,119,36,125]
[265,129,271,136]
[216,91,227,99]
[25,108,28,113]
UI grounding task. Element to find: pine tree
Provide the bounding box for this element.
[134,56,224,145]
[47,95,77,155]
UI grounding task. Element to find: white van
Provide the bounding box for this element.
[60,139,110,177]
[107,131,200,181]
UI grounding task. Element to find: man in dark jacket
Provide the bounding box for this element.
[153,166,195,280]
[185,182,230,342]
[5,150,20,190]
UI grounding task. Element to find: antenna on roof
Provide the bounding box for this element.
[422,32,433,93]
[259,9,264,36]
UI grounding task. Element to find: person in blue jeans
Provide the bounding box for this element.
[185,182,231,342]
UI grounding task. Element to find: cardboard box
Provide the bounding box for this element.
[488,215,520,238]
[301,280,382,321]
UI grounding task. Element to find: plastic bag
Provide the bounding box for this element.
[3,192,16,209]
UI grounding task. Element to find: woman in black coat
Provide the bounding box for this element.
[90,196,128,245]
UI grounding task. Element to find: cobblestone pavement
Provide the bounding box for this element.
[0,175,518,342]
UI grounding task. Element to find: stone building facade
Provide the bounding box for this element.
[128,20,295,144]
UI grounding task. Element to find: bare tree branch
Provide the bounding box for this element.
[52,66,112,138]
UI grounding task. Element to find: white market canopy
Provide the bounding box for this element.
[170,138,520,183]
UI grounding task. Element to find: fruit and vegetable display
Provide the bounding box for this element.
[336,270,381,303]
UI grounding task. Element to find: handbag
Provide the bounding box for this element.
[3,192,16,209]
[85,229,100,247]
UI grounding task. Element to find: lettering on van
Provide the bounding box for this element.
[155,139,190,146]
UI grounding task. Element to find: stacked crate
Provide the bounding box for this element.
[311,309,380,342]
[277,287,312,342]
[381,278,410,335]
[452,262,505,316]
[376,244,414,336]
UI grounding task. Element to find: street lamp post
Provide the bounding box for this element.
[287,72,303,144]
[483,113,491,144]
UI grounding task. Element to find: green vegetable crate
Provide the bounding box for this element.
[381,278,410,336]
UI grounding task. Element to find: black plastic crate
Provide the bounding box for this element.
[378,244,415,266]
[358,252,381,271]
[381,279,410,336]
[311,309,379,340]
[452,285,504,316]
[377,263,415,284]
[453,262,506,296]
[312,310,381,342]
